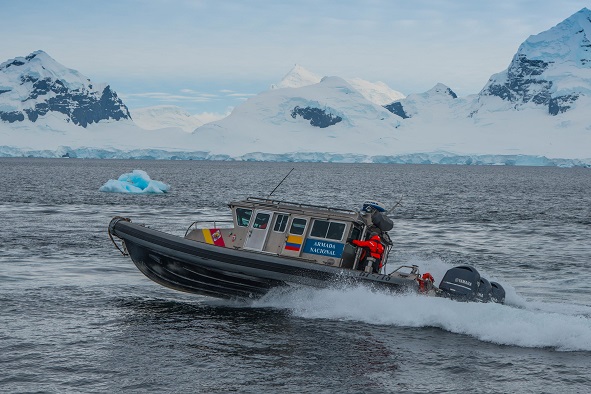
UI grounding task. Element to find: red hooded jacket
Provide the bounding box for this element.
[351,235,384,260]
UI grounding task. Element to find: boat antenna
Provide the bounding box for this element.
[267,167,295,199]
[386,195,404,214]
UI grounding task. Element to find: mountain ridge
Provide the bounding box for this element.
[272,64,405,106]
[0,50,130,127]
[473,7,591,115]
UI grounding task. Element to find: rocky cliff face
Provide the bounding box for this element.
[0,50,131,127]
[477,8,591,115]
[290,105,343,128]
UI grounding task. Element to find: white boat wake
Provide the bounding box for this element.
[249,258,591,352]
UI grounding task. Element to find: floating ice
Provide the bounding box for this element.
[99,170,170,194]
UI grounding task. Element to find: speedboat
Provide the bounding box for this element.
[108,197,505,303]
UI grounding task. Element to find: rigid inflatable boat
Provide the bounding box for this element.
[108,197,504,303]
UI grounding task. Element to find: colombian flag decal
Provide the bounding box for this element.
[285,235,303,251]
[202,228,226,247]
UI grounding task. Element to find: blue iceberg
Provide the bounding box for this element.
[99,170,170,194]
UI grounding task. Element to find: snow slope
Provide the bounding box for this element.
[271,64,405,106]
[270,64,322,89]
[193,76,402,156]
[346,78,405,106]
[131,105,203,132]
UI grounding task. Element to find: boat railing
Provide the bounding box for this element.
[244,196,358,215]
[389,265,420,277]
[184,219,234,237]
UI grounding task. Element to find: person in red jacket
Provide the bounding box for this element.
[351,234,384,273]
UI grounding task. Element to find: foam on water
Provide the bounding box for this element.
[249,256,591,352]
[252,285,591,352]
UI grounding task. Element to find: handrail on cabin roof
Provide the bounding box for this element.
[235,196,359,215]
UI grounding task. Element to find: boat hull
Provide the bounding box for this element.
[110,218,418,299]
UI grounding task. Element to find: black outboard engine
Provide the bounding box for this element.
[475,277,492,303]
[439,265,481,301]
[490,281,506,304]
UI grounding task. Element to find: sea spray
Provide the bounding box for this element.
[252,284,591,352]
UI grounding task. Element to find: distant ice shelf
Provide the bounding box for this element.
[1,146,590,167]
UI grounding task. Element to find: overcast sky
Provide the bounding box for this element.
[1,0,586,114]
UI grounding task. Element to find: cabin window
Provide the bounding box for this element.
[310,220,346,241]
[273,214,289,232]
[289,218,307,235]
[252,212,271,229]
[350,224,362,241]
[236,208,253,227]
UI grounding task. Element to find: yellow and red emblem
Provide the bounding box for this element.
[202,228,225,247]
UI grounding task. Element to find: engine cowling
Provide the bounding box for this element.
[438,265,480,301]
[490,281,506,304]
[439,266,505,304]
[475,277,492,303]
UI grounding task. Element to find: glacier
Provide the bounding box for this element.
[4,146,589,167]
[99,170,170,194]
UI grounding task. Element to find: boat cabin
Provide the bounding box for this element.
[185,197,388,270]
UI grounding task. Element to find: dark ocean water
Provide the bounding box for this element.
[1,158,590,393]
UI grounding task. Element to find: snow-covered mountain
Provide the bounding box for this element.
[194,76,402,156]
[384,83,460,119]
[270,64,322,89]
[200,6,591,161]
[375,8,591,159]
[474,7,591,115]
[347,78,405,106]
[198,7,591,160]
[0,51,196,152]
[2,8,591,165]
[387,8,591,120]
[271,64,405,106]
[131,105,203,132]
[0,50,130,127]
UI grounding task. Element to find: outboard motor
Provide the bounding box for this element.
[439,265,480,301]
[490,281,506,304]
[475,277,492,303]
